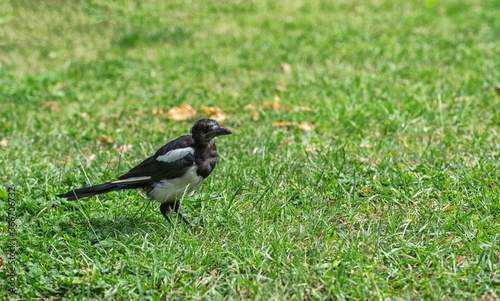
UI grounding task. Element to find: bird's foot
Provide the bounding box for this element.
[176,211,191,225]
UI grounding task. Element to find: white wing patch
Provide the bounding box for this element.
[156,147,195,163]
[111,176,151,184]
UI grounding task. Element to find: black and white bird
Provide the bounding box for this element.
[57,119,232,225]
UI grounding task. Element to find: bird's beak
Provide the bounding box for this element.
[212,125,232,137]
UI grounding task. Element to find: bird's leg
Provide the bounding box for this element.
[160,202,173,224]
[174,201,191,225]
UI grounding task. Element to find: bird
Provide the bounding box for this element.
[57,119,232,225]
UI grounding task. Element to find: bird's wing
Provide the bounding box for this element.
[116,135,196,183]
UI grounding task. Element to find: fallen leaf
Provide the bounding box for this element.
[53,82,67,90]
[201,105,222,115]
[456,256,465,266]
[69,220,77,227]
[100,136,114,145]
[280,62,292,72]
[357,157,370,163]
[152,108,164,115]
[262,96,289,111]
[135,110,141,116]
[116,144,133,153]
[211,112,226,122]
[0,139,7,147]
[479,292,496,301]
[86,153,96,168]
[166,104,197,121]
[454,96,471,103]
[244,104,259,121]
[81,112,89,119]
[201,105,226,122]
[210,269,218,277]
[272,96,281,109]
[272,121,296,128]
[299,122,314,131]
[401,136,409,148]
[496,85,500,93]
[81,266,92,272]
[41,102,59,112]
[432,100,448,110]
[276,84,287,91]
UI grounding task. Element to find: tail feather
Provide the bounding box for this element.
[57,183,126,201]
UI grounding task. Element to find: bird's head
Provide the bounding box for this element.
[191,119,232,141]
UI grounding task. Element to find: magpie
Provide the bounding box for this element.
[57,119,232,225]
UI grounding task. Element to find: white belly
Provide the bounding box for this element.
[148,166,204,203]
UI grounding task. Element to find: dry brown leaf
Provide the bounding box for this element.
[276,84,287,91]
[244,104,259,121]
[479,292,496,301]
[100,136,114,145]
[273,96,281,109]
[433,100,448,110]
[262,96,290,111]
[211,112,227,122]
[299,122,314,131]
[210,269,218,277]
[401,136,409,148]
[454,96,471,103]
[81,266,92,272]
[116,144,133,153]
[280,62,292,72]
[456,256,465,266]
[200,105,223,115]
[293,106,313,112]
[201,105,226,122]
[0,139,7,147]
[41,102,59,112]
[53,82,67,90]
[86,153,96,168]
[152,108,164,115]
[495,85,500,93]
[166,104,197,121]
[81,112,89,119]
[273,121,296,128]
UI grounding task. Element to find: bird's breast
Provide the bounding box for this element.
[147,166,205,203]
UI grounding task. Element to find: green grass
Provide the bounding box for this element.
[1,0,500,299]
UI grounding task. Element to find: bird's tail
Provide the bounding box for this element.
[56,183,125,201]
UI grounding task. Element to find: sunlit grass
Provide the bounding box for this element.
[1,0,500,299]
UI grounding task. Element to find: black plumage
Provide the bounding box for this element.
[57,119,232,225]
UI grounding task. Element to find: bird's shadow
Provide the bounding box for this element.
[65,208,200,239]
[59,196,203,240]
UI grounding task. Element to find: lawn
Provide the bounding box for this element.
[1,0,500,299]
